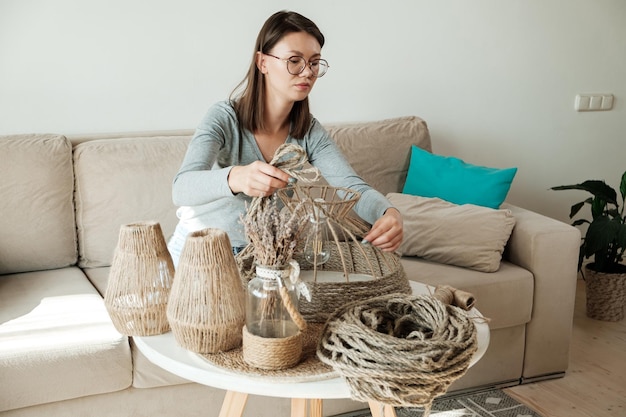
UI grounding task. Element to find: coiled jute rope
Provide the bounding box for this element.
[317,293,477,416]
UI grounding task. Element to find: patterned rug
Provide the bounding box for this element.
[331,389,543,417]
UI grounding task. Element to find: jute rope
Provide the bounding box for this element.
[242,325,302,370]
[432,284,475,311]
[317,293,477,416]
[237,143,321,278]
[244,143,320,225]
[292,243,412,323]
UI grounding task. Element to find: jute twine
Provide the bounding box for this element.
[584,265,626,321]
[242,325,302,370]
[432,285,475,311]
[292,242,412,323]
[105,221,173,336]
[167,228,246,354]
[317,293,477,416]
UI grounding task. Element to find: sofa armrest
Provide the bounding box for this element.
[501,203,581,380]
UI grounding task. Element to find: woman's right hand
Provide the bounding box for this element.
[228,161,292,197]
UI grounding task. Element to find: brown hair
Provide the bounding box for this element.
[230,10,325,139]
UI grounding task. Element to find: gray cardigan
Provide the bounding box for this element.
[169,100,392,258]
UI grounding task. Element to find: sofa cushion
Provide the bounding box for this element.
[388,193,516,272]
[0,134,77,274]
[325,116,431,196]
[73,136,190,268]
[0,267,132,411]
[401,258,533,330]
[402,145,517,209]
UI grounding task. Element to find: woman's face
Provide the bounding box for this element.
[259,31,322,104]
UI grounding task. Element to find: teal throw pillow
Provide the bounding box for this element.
[402,145,517,209]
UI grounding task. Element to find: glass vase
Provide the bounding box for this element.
[246,263,301,338]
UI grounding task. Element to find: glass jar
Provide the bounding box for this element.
[246,264,300,338]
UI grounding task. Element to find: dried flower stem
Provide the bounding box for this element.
[241,195,308,267]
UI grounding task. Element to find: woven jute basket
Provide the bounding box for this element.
[105,221,174,336]
[167,228,246,353]
[273,185,412,323]
[293,242,411,323]
[584,264,626,321]
[317,293,477,414]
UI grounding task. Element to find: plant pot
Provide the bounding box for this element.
[584,264,626,321]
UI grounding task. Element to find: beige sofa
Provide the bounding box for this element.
[0,116,580,417]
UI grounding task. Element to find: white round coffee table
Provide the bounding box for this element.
[134,281,489,417]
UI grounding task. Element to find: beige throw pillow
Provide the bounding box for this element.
[387,193,516,272]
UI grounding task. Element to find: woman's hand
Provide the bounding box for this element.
[228,161,291,197]
[362,207,403,252]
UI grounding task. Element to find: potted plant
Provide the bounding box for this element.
[552,170,626,321]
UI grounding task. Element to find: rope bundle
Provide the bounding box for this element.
[317,293,477,415]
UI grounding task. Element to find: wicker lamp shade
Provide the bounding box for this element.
[104,221,174,336]
[167,228,246,354]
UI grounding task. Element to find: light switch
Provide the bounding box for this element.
[601,95,614,110]
[575,94,614,112]
[589,96,602,110]
[575,95,591,111]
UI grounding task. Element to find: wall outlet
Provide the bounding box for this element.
[575,94,614,111]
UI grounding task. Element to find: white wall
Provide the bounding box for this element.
[1,0,625,223]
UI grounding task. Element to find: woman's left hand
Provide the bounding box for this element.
[362,207,403,252]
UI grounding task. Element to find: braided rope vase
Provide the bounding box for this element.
[167,228,246,353]
[317,293,477,414]
[105,221,174,336]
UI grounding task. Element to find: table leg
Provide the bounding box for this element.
[291,398,322,417]
[291,398,307,417]
[368,401,397,417]
[219,391,248,417]
[309,399,323,417]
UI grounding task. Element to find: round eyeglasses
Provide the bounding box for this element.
[265,53,329,78]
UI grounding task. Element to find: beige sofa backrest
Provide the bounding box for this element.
[1,116,431,273]
[326,116,431,196]
[0,134,78,274]
[72,134,192,268]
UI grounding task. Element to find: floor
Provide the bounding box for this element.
[504,279,626,417]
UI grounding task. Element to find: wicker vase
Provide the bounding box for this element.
[584,264,626,321]
[167,228,246,353]
[105,221,174,336]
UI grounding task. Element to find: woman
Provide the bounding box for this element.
[168,10,402,266]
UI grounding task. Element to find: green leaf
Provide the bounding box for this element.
[617,223,626,250]
[552,180,617,205]
[584,216,620,256]
[569,201,585,218]
[621,171,626,203]
[591,198,607,219]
